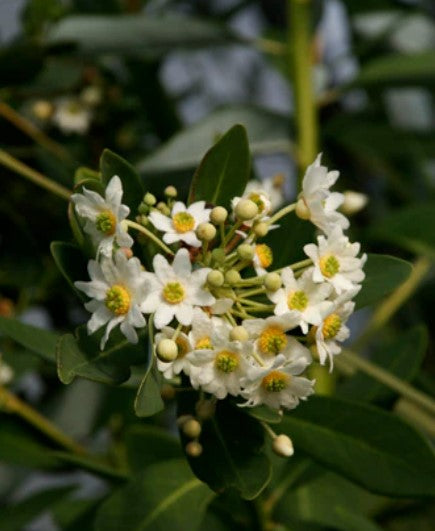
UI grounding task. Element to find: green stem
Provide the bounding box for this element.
[288,0,318,181]
[340,350,435,417]
[267,203,296,225]
[238,286,266,298]
[0,148,71,200]
[125,220,174,256]
[290,258,312,270]
[223,220,242,247]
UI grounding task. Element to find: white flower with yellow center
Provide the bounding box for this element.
[188,308,230,352]
[52,97,92,135]
[75,251,148,349]
[297,154,349,233]
[72,175,133,258]
[253,244,274,276]
[155,326,193,379]
[141,249,215,329]
[232,188,272,220]
[187,325,251,399]
[244,176,285,211]
[240,353,314,410]
[269,268,333,333]
[303,226,366,294]
[149,201,211,248]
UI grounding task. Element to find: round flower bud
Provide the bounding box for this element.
[186,440,203,457]
[161,383,176,401]
[164,185,177,198]
[295,198,310,220]
[207,270,224,287]
[235,199,259,221]
[143,192,157,206]
[182,418,202,439]
[341,190,368,215]
[176,414,193,427]
[157,202,170,215]
[138,202,148,215]
[253,221,268,238]
[210,206,228,225]
[264,272,281,292]
[272,434,294,457]
[225,269,241,285]
[156,338,178,362]
[230,326,249,342]
[32,100,53,121]
[138,215,149,226]
[211,248,226,265]
[237,243,255,261]
[195,399,216,420]
[196,222,216,242]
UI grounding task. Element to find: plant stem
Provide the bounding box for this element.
[125,220,174,256]
[0,148,71,200]
[288,0,318,181]
[340,349,435,417]
[0,386,85,455]
[290,258,312,270]
[267,203,296,225]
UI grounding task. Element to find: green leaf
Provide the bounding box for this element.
[266,216,315,269]
[57,326,146,385]
[0,315,58,363]
[100,149,144,212]
[339,326,428,402]
[246,405,283,424]
[281,396,435,497]
[74,166,101,186]
[134,362,164,417]
[370,202,435,258]
[188,124,250,209]
[178,396,272,500]
[95,459,214,531]
[47,14,241,58]
[50,241,89,301]
[138,105,290,175]
[126,425,182,472]
[354,254,412,310]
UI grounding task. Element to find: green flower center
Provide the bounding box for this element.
[96,210,116,236]
[287,290,308,311]
[215,350,239,373]
[320,255,340,278]
[262,370,289,392]
[248,192,266,213]
[322,313,342,340]
[172,212,195,233]
[105,284,130,315]
[162,282,185,304]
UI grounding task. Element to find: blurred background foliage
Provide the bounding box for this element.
[0,0,435,530]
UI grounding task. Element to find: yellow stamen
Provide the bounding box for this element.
[287,290,308,311]
[256,244,273,268]
[322,313,342,340]
[195,336,213,350]
[262,370,289,392]
[215,350,239,373]
[258,326,287,355]
[319,255,340,278]
[162,282,185,304]
[248,192,266,213]
[96,210,116,236]
[172,211,195,233]
[105,284,130,315]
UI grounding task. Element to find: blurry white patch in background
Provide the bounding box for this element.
[385,88,434,131]
[0,0,26,43]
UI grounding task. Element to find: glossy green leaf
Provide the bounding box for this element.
[126,425,182,471]
[134,362,164,417]
[50,241,89,301]
[188,124,250,209]
[178,396,272,500]
[0,316,58,363]
[339,326,428,402]
[138,105,290,175]
[246,405,283,424]
[100,149,144,212]
[354,254,412,310]
[266,216,315,268]
[57,326,146,385]
[281,396,435,497]
[370,202,435,258]
[74,166,100,186]
[95,459,214,531]
[47,13,241,57]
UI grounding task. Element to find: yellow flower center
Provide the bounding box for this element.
[162,282,185,304]
[287,290,308,311]
[172,212,195,233]
[215,350,239,373]
[195,336,213,350]
[96,210,116,236]
[320,255,340,278]
[322,313,342,340]
[248,192,266,213]
[256,244,273,268]
[258,326,287,355]
[105,284,131,315]
[262,370,289,392]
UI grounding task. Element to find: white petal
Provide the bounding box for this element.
[154,304,174,329]
[175,303,193,326]
[172,249,192,278]
[88,304,112,334]
[149,211,173,232]
[105,175,123,206]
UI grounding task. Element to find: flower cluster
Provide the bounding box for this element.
[72,155,365,414]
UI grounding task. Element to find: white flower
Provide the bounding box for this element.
[75,251,148,349]
[245,176,285,211]
[303,226,366,294]
[52,97,92,134]
[240,353,314,410]
[298,154,349,233]
[141,249,215,329]
[187,323,251,399]
[253,244,274,276]
[269,268,333,333]
[188,308,229,351]
[155,326,193,379]
[210,297,233,315]
[72,175,133,258]
[149,201,211,248]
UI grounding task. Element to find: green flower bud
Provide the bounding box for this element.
[253,221,269,237]
[164,185,177,198]
[182,419,202,439]
[143,192,156,206]
[207,270,224,287]
[186,440,203,457]
[210,206,228,225]
[235,199,259,221]
[237,243,255,261]
[156,338,178,361]
[225,269,241,285]
[138,202,148,215]
[157,202,170,216]
[196,222,216,242]
[295,198,310,220]
[272,434,294,457]
[264,272,281,292]
[211,248,226,264]
[230,326,249,341]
